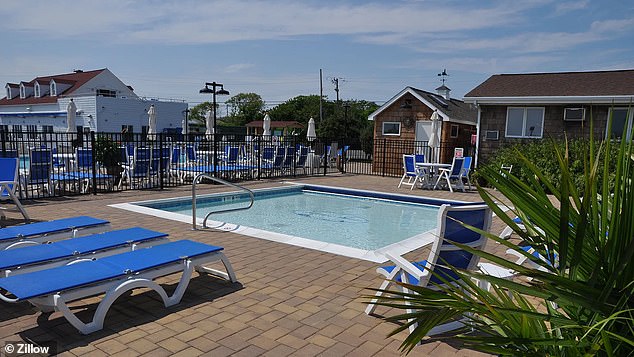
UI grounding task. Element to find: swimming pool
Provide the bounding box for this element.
[112,184,470,262]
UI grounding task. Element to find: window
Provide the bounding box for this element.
[41,125,53,133]
[96,89,116,97]
[505,107,544,138]
[607,108,633,140]
[6,87,10,99]
[450,124,459,138]
[50,82,57,96]
[19,85,26,99]
[34,83,40,97]
[382,122,401,136]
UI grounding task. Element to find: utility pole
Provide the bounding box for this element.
[332,77,340,101]
[319,69,323,122]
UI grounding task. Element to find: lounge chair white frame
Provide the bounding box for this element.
[0,216,111,250]
[0,240,237,334]
[1,227,169,278]
[365,204,492,335]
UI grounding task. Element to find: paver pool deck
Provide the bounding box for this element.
[0,174,514,356]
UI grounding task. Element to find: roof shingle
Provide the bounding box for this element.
[465,69,634,98]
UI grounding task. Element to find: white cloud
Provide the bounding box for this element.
[0,0,537,45]
[224,63,255,73]
[555,0,589,14]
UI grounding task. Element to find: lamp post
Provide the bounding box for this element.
[199,82,230,177]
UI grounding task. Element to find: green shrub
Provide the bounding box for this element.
[473,138,620,191]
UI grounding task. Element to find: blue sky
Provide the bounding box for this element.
[1,0,633,111]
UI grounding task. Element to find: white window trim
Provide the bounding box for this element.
[50,81,57,96]
[605,107,633,140]
[19,84,26,99]
[505,107,545,139]
[34,82,40,97]
[382,122,401,136]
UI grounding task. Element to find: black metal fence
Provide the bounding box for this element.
[1,129,473,199]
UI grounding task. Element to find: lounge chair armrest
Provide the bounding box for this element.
[384,252,428,280]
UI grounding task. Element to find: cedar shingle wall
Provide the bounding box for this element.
[478,105,611,164]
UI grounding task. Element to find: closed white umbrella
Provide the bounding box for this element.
[66,99,76,133]
[306,117,316,141]
[263,113,271,136]
[429,110,441,163]
[147,104,157,140]
[205,109,214,136]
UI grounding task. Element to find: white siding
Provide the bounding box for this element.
[93,97,186,133]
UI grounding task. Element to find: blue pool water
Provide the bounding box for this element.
[138,185,443,251]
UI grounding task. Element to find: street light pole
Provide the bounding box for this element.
[200,82,230,178]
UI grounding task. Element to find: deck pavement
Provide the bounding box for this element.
[0,174,517,356]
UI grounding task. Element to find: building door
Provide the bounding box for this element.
[415,121,432,142]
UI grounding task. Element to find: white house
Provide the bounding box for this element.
[0,68,187,135]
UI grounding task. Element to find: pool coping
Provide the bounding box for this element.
[109,182,475,263]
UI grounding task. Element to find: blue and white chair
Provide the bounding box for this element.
[398,155,424,190]
[0,239,237,334]
[461,156,473,190]
[1,227,168,277]
[22,148,55,196]
[434,156,466,192]
[0,215,111,250]
[0,157,29,221]
[365,204,493,335]
[123,147,151,188]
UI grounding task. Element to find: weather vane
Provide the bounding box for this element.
[438,69,449,85]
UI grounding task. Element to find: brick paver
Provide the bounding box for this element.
[0,174,514,355]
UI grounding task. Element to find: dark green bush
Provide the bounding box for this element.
[473,139,620,192]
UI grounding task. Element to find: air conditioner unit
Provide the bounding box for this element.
[485,130,499,140]
[564,108,585,121]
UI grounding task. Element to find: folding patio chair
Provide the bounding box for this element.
[433,157,466,192]
[0,239,238,334]
[461,156,473,190]
[365,204,493,335]
[398,155,425,190]
[0,157,30,222]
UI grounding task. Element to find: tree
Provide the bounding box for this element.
[188,101,215,127]
[223,93,265,126]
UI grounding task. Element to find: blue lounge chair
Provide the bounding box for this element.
[0,240,237,334]
[365,204,492,335]
[0,157,30,221]
[0,216,110,250]
[0,227,168,277]
[69,148,113,193]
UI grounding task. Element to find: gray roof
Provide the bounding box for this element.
[465,69,634,98]
[409,87,477,124]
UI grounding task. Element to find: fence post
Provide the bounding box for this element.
[381,138,387,177]
[159,134,164,190]
[90,131,97,195]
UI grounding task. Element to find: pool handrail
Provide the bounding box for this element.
[191,173,255,230]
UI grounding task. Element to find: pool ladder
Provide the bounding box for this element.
[191,173,255,230]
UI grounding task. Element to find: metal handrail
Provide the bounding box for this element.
[191,173,255,230]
